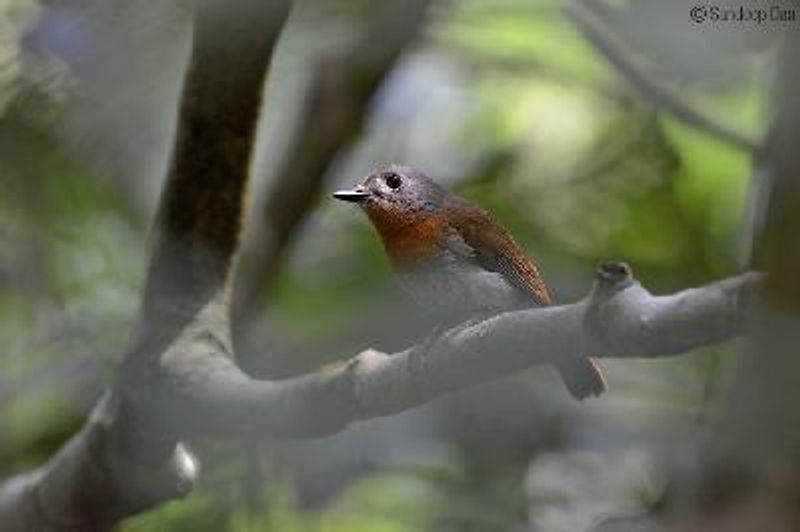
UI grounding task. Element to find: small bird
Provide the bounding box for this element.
[333,165,606,399]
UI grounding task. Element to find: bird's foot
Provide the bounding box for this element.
[409,324,448,377]
[422,324,448,354]
[459,311,495,329]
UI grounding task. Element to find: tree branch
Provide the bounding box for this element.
[0,1,289,529]
[565,3,762,155]
[148,263,760,439]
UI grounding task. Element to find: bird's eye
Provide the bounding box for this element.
[384,172,402,190]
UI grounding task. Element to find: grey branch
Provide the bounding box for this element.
[134,263,761,438]
[297,263,760,422]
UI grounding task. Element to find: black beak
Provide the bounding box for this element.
[332,188,369,203]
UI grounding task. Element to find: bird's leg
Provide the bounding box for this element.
[407,323,448,378]
[418,311,495,358]
[460,309,497,329]
[421,323,448,355]
[461,316,488,329]
[423,313,493,357]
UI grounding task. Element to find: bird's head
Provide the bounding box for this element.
[333,165,447,233]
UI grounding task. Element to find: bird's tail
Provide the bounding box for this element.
[556,356,607,400]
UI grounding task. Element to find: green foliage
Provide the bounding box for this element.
[666,119,750,239]
[439,0,612,87]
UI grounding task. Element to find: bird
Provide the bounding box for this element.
[333,165,606,400]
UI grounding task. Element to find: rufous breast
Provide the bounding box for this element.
[364,204,447,268]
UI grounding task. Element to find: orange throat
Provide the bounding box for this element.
[365,206,445,268]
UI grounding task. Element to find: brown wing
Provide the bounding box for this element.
[445,195,606,400]
[443,195,551,306]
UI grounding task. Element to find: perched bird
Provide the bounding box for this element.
[333,165,606,399]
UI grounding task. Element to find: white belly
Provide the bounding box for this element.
[396,258,531,321]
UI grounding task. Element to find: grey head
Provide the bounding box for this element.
[332,165,448,215]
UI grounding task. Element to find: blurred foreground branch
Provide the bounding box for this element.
[0,0,290,529]
[235,0,430,328]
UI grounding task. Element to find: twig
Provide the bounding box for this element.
[565,3,762,155]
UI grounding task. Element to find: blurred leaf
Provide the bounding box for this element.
[665,117,750,240]
[439,0,612,86]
